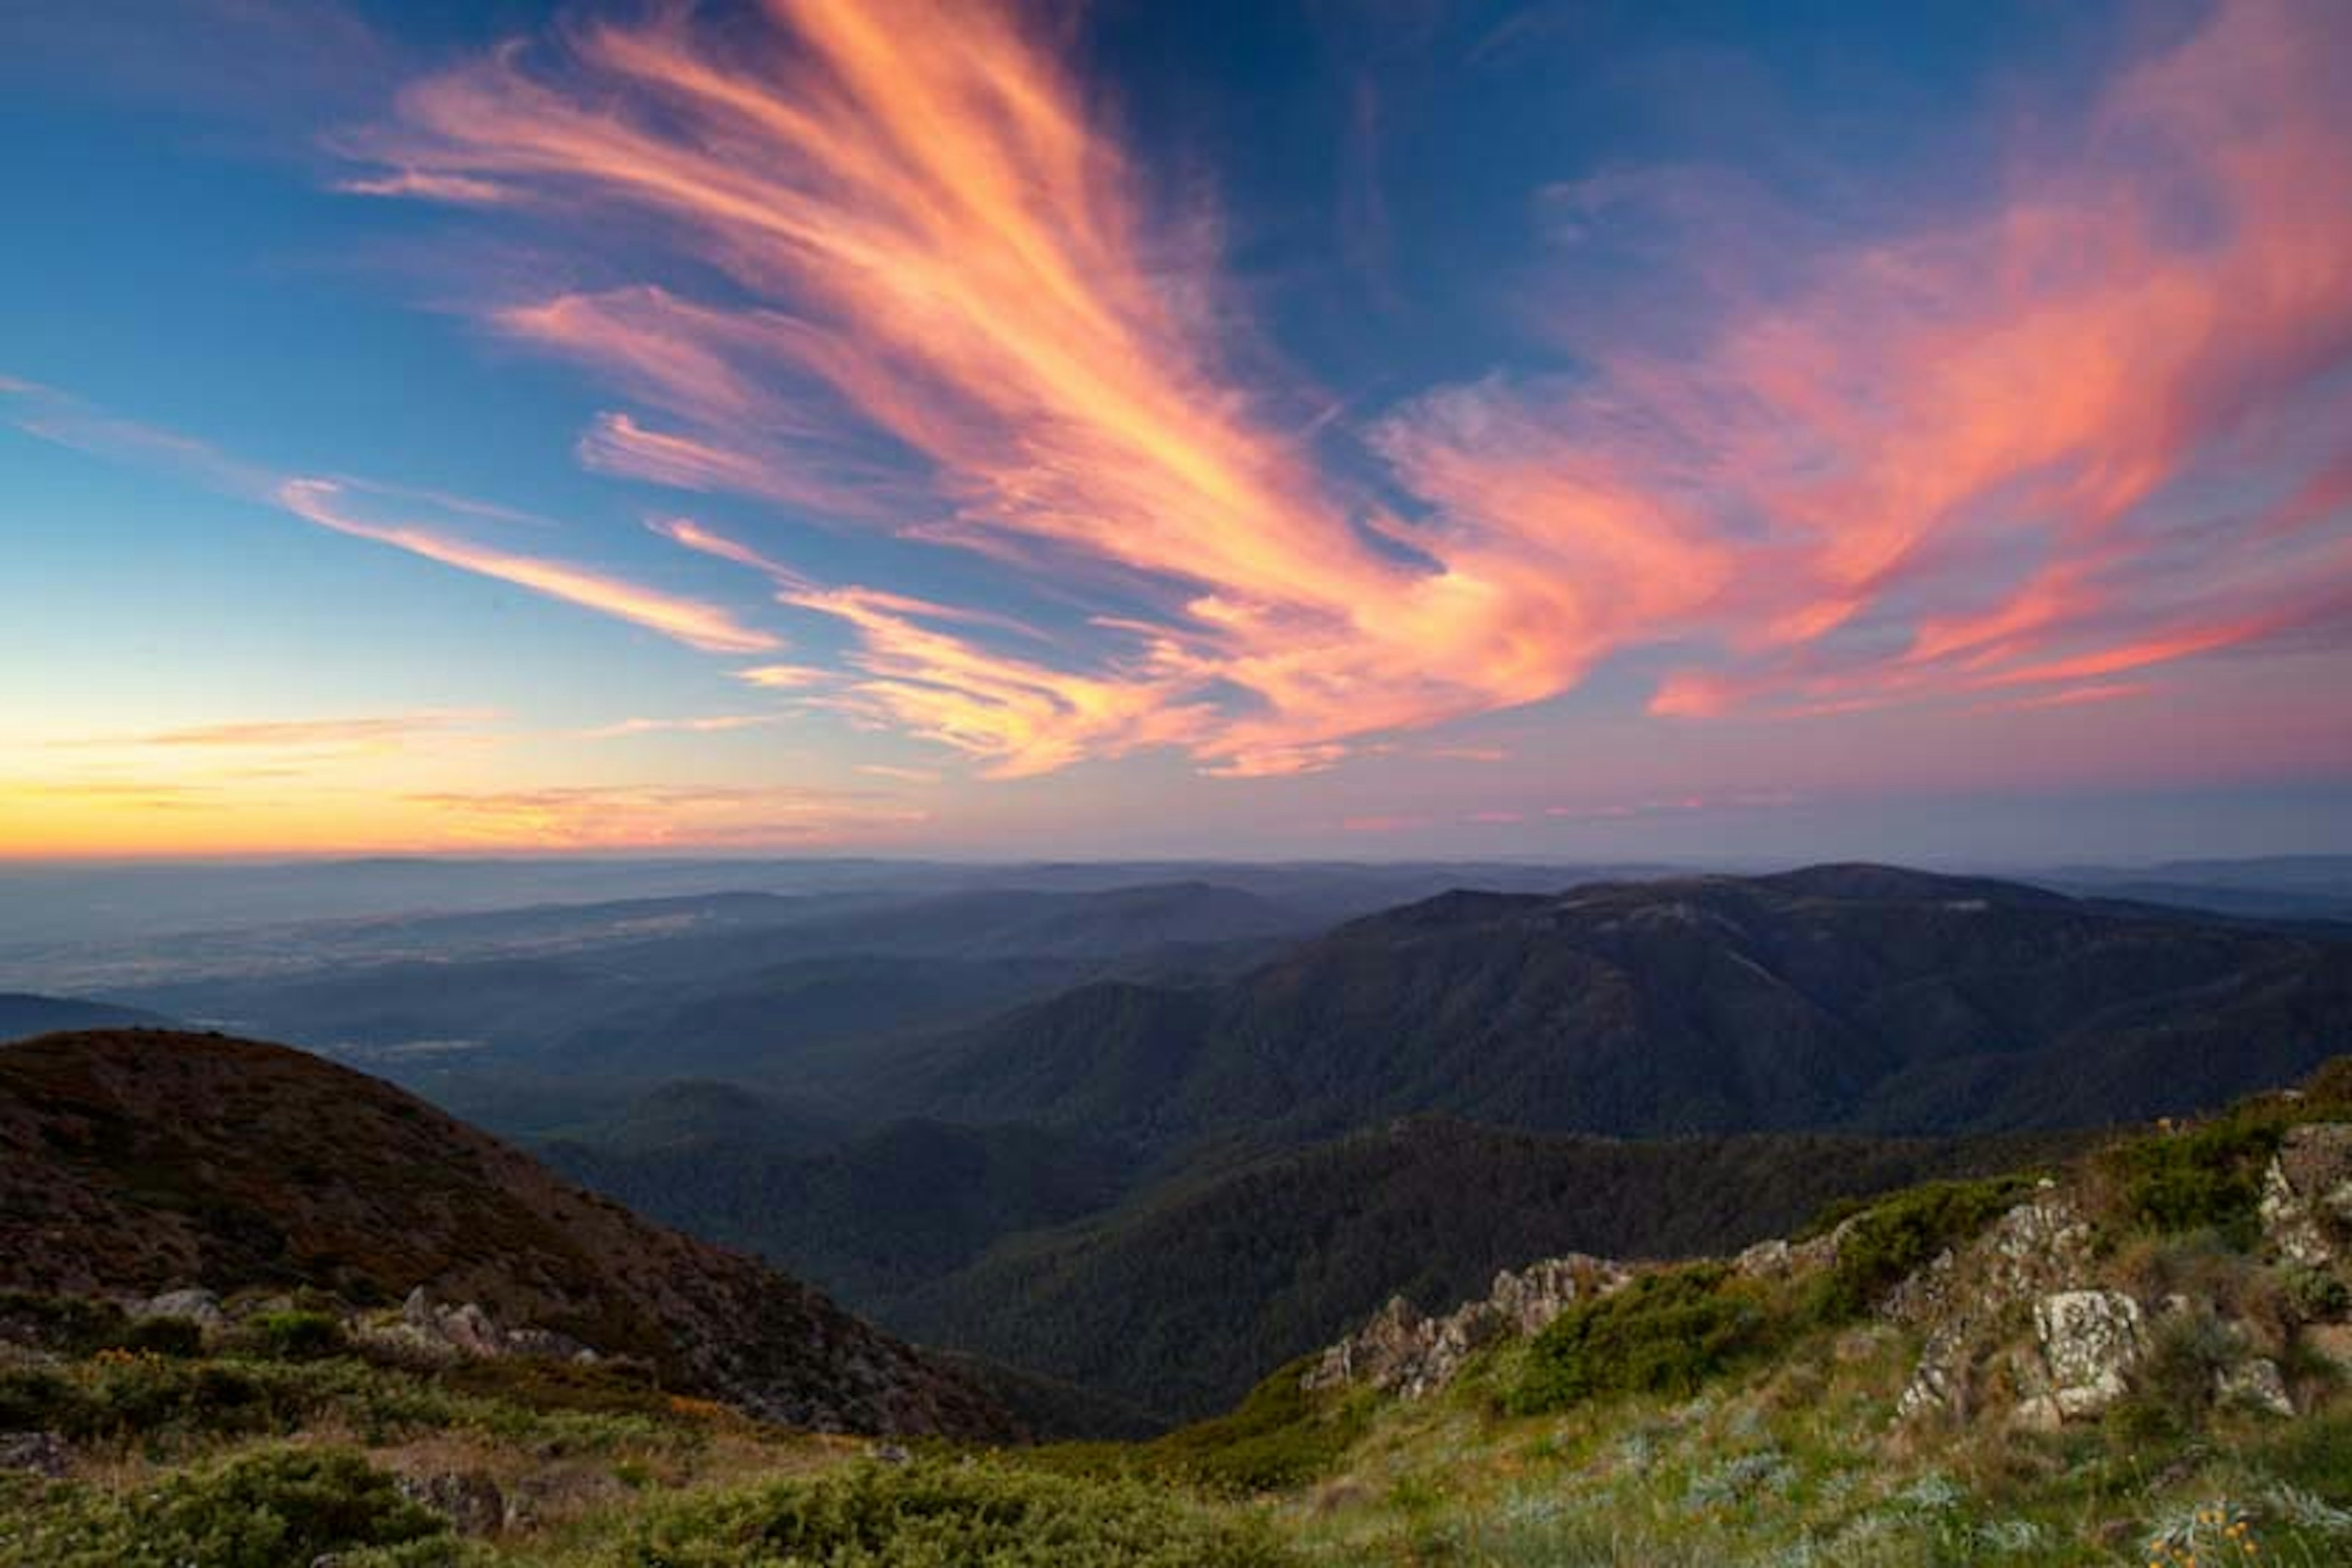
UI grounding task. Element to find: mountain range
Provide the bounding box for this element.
[10,862,2352,1425]
[891,864,2352,1147]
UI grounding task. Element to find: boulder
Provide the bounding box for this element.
[2016,1289,2146,1427]
[2215,1357,2295,1417]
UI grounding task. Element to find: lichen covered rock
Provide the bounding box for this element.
[2014,1289,2146,1428]
[2260,1123,2352,1266]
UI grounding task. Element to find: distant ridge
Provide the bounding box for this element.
[902,864,2352,1147]
[0,992,173,1041]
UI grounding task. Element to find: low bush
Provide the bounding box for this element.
[239,1308,347,1362]
[119,1316,205,1357]
[619,1458,1297,1567]
[0,1293,129,1355]
[0,1446,447,1568]
[1510,1263,1779,1414]
[2282,1263,2351,1322]
[2103,1120,2282,1247]
[1145,1356,1367,1493]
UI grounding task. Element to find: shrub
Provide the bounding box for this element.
[1510,1263,1779,1414]
[119,1317,205,1358]
[2104,1120,2282,1246]
[2282,1263,2351,1322]
[1801,1175,2039,1325]
[241,1308,347,1361]
[0,1446,447,1568]
[0,1293,129,1355]
[620,1458,1297,1567]
[0,1365,71,1430]
[2105,1309,2235,1449]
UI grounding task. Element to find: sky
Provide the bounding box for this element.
[3,0,2351,864]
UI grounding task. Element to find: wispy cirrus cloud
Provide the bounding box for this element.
[578,713,783,739]
[2,377,783,660]
[342,0,1623,777]
[74,710,496,752]
[335,0,2352,778]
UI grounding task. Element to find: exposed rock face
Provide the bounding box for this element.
[1893,1193,2097,1425]
[2014,1290,2147,1429]
[2260,1123,2352,1265]
[1303,1254,1629,1398]
[361,1286,594,1366]
[1733,1221,1849,1283]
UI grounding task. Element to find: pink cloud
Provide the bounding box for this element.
[339,0,2352,777]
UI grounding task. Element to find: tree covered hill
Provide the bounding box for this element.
[898,864,2352,1147]
[877,1116,2078,1420]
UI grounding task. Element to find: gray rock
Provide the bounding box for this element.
[383,1287,586,1364]
[2215,1357,2295,1417]
[2019,1289,2146,1424]
[1303,1254,1630,1399]
[1894,1197,2094,1425]
[2260,1125,2352,1267]
[0,1430,72,1478]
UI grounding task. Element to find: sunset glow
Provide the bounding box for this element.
[5,0,2350,859]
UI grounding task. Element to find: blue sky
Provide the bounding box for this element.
[4,0,2349,861]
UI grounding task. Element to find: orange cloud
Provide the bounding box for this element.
[348,0,1640,776]
[344,0,2352,775]
[578,714,782,739]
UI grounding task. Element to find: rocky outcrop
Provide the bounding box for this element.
[355,1286,595,1366]
[1733,1220,1852,1283]
[2260,1123,2352,1265]
[1298,1106,2352,1450]
[1303,1254,1629,1398]
[1892,1191,2098,1425]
